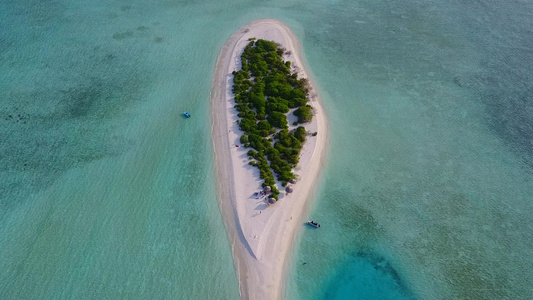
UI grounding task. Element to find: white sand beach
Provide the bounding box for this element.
[210,19,328,300]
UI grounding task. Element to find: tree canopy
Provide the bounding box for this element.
[232,39,313,198]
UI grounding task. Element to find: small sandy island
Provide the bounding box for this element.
[210,19,328,300]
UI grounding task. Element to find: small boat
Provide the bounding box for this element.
[306,220,320,228]
[183,111,191,118]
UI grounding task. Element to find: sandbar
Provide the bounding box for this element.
[210,19,328,300]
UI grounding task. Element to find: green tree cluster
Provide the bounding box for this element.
[232,39,313,197]
[294,105,313,123]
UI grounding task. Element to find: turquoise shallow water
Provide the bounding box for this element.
[0,1,243,299]
[286,0,533,299]
[1,0,532,299]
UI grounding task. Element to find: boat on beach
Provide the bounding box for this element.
[306,220,320,228]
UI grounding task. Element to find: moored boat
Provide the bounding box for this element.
[306,220,320,228]
[184,111,191,118]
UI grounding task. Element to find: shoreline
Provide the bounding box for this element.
[210,19,328,299]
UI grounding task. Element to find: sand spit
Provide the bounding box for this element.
[210,19,328,300]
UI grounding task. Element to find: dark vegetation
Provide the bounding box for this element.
[232,39,313,200]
